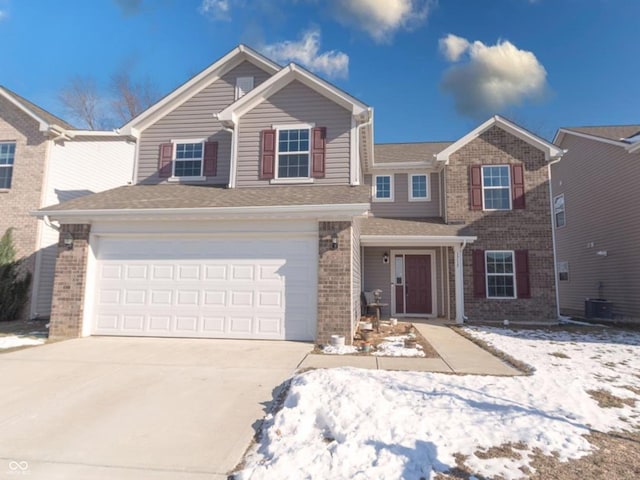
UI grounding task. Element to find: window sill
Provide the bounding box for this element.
[167,176,207,183]
[373,197,394,203]
[269,178,314,185]
[408,197,430,202]
[0,189,10,193]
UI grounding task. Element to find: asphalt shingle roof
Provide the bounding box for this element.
[564,125,640,143]
[374,142,453,164]
[39,184,371,212]
[1,85,75,130]
[360,216,474,237]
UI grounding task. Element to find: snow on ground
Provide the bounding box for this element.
[372,335,425,357]
[322,344,359,355]
[0,335,45,349]
[237,326,640,480]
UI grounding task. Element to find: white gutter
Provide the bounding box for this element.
[360,235,477,247]
[354,107,373,182]
[548,155,563,321]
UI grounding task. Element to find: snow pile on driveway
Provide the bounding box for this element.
[236,327,640,480]
[0,335,45,349]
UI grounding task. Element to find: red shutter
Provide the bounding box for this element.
[158,143,173,178]
[203,141,218,177]
[512,164,525,209]
[469,165,483,210]
[260,129,276,180]
[515,250,531,298]
[311,127,326,178]
[472,249,486,298]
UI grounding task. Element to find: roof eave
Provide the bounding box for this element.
[360,234,477,247]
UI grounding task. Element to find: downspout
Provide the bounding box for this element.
[459,239,468,323]
[548,154,564,322]
[355,108,374,184]
[216,113,236,189]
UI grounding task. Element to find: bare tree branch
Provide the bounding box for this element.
[110,70,159,124]
[58,76,107,130]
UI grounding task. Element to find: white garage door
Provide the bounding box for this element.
[91,235,317,340]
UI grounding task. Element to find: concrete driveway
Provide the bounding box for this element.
[0,337,312,479]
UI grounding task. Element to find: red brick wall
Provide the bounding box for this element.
[445,126,557,322]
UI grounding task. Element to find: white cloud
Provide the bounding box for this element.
[439,34,470,62]
[260,29,349,79]
[440,35,549,118]
[199,0,233,21]
[330,0,432,42]
[0,10,6,21]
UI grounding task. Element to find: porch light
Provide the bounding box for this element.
[382,252,389,264]
[331,233,338,250]
[62,231,74,250]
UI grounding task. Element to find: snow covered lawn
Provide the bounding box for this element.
[236,326,640,480]
[0,335,45,350]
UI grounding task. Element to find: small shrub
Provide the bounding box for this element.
[0,228,32,321]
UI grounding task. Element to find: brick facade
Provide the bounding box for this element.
[317,221,353,345]
[445,126,557,322]
[49,224,91,339]
[0,97,49,317]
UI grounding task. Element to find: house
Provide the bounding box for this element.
[0,86,135,320]
[35,45,563,345]
[551,125,640,323]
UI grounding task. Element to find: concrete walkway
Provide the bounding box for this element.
[299,320,522,376]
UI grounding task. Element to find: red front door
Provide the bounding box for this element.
[404,255,432,314]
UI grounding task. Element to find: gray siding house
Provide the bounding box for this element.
[36,45,563,345]
[552,125,640,323]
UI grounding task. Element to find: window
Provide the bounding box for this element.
[0,142,15,189]
[486,250,516,298]
[554,194,565,228]
[409,174,429,201]
[482,165,511,210]
[558,261,569,281]
[374,175,393,201]
[277,128,310,178]
[174,141,203,177]
[235,76,254,100]
[395,256,403,284]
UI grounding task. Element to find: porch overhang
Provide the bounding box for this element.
[360,235,477,247]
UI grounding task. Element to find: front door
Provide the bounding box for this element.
[404,254,432,314]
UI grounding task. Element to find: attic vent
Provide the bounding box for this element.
[235,76,254,100]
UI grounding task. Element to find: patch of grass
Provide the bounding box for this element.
[450,326,534,375]
[587,389,636,408]
[474,441,528,460]
[549,351,570,359]
[621,385,640,396]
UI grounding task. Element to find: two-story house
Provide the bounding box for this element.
[36,45,562,345]
[551,125,640,323]
[0,87,135,320]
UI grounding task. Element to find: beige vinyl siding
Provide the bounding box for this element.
[552,134,640,321]
[352,217,362,326]
[366,172,441,217]
[362,247,446,318]
[136,61,272,185]
[236,80,352,186]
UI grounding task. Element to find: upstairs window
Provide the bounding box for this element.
[558,261,569,281]
[485,250,515,298]
[409,174,429,201]
[0,142,16,189]
[174,142,204,177]
[374,175,393,201]
[482,165,511,210]
[277,128,310,178]
[554,194,565,228]
[235,76,254,100]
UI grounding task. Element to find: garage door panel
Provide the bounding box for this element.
[92,235,316,340]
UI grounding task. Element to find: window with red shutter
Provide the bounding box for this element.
[469,165,483,210]
[472,249,486,298]
[515,250,531,298]
[311,127,326,178]
[158,143,173,178]
[260,129,276,180]
[203,141,218,177]
[512,164,526,209]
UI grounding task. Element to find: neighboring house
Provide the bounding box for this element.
[0,86,135,320]
[551,125,640,323]
[35,45,563,345]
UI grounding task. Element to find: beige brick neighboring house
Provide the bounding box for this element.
[0,86,135,320]
[35,46,563,345]
[552,125,640,323]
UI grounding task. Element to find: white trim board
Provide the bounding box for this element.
[389,249,437,318]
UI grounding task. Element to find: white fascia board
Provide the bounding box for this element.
[31,203,370,223]
[437,115,564,162]
[627,141,640,153]
[555,128,630,149]
[65,130,126,138]
[218,64,369,122]
[360,235,477,247]
[120,45,281,136]
[0,88,50,132]
[370,161,436,171]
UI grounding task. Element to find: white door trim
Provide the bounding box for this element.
[389,249,437,318]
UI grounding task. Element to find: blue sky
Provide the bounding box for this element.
[0,0,638,142]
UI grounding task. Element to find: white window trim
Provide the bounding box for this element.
[235,76,254,100]
[485,250,517,299]
[273,123,314,181]
[482,165,512,211]
[554,193,566,228]
[170,138,206,181]
[0,142,16,190]
[373,174,394,202]
[408,173,430,202]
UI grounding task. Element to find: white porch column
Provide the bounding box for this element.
[453,244,465,324]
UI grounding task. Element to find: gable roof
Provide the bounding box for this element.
[436,115,564,163]
[0,86,75,132]
[554,124,640,153]
[216,62,370,123]
[119,44,281,136]
[373,142,452,168]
